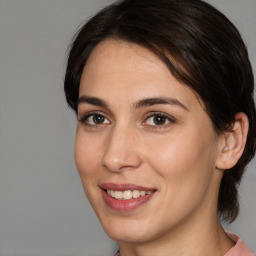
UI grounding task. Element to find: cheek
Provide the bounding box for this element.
[74,130,102,176]
[142,136,218,229]
[145,130,217,197]
[74,130,104,208]
[149,123,217,171]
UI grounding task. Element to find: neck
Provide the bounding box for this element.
[119,205,235,256]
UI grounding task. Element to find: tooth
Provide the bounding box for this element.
[123,190,132,200]
[140,191,146,196]
[107,189,153,199]
[114,191,123,199]
[132,190,140,198]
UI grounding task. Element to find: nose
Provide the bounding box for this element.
[101,125,142,173]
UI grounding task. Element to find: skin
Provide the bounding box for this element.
[75,39,240,256]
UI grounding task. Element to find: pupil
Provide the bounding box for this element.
[93,115,104,124]
[154,116,166,125]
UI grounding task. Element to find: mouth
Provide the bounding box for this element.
[106,189,154,200]
[100,183,156,211]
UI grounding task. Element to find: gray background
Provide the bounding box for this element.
[0,0,255,255]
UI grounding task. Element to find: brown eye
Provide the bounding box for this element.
[80,113,110,126]
[143,113,175,127]
[153,116,167,125]
[93,115,106,124]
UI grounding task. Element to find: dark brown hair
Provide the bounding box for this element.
[64,0,256,222]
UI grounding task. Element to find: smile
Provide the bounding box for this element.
[100,183,156,211]
[107,189,154,200]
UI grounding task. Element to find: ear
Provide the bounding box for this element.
[216,112,249,170]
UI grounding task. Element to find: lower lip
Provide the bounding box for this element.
[102,190,154,211]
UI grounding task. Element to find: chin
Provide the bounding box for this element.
[101,214,169,245]
[106,230,149,243]
[98,215,149,242]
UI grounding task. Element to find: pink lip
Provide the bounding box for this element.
[100,183,156,211]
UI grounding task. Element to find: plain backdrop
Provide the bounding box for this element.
[0,0,255,255]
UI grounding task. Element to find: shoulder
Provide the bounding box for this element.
[225,232,255,256]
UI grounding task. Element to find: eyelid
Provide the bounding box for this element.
[142,112,176,126]
[78,111,111,125]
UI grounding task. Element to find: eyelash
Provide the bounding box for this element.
[143,112,175,129]
[78,111,175,129]
[78,111,110,128]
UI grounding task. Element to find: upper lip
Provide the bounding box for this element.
[100,183,156,192]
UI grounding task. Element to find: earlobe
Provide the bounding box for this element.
[216,112,249,170]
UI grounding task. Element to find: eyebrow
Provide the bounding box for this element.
[134,97,189,111]
[77,96,109,108]
[77,96,189,111]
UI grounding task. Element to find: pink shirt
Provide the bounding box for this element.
[224,232,254,256]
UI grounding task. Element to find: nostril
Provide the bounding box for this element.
[101,152,142,173]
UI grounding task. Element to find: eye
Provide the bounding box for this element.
[79,113,110,126]
[143,113,175,127]
[88,114,109,125]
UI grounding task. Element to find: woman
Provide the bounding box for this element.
[64,0,256,255]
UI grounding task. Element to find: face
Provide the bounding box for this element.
[75,39,223,244]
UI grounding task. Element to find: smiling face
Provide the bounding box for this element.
[75,39,224,244]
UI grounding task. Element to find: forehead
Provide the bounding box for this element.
[81,39,171,83]
[79,39,202,111]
